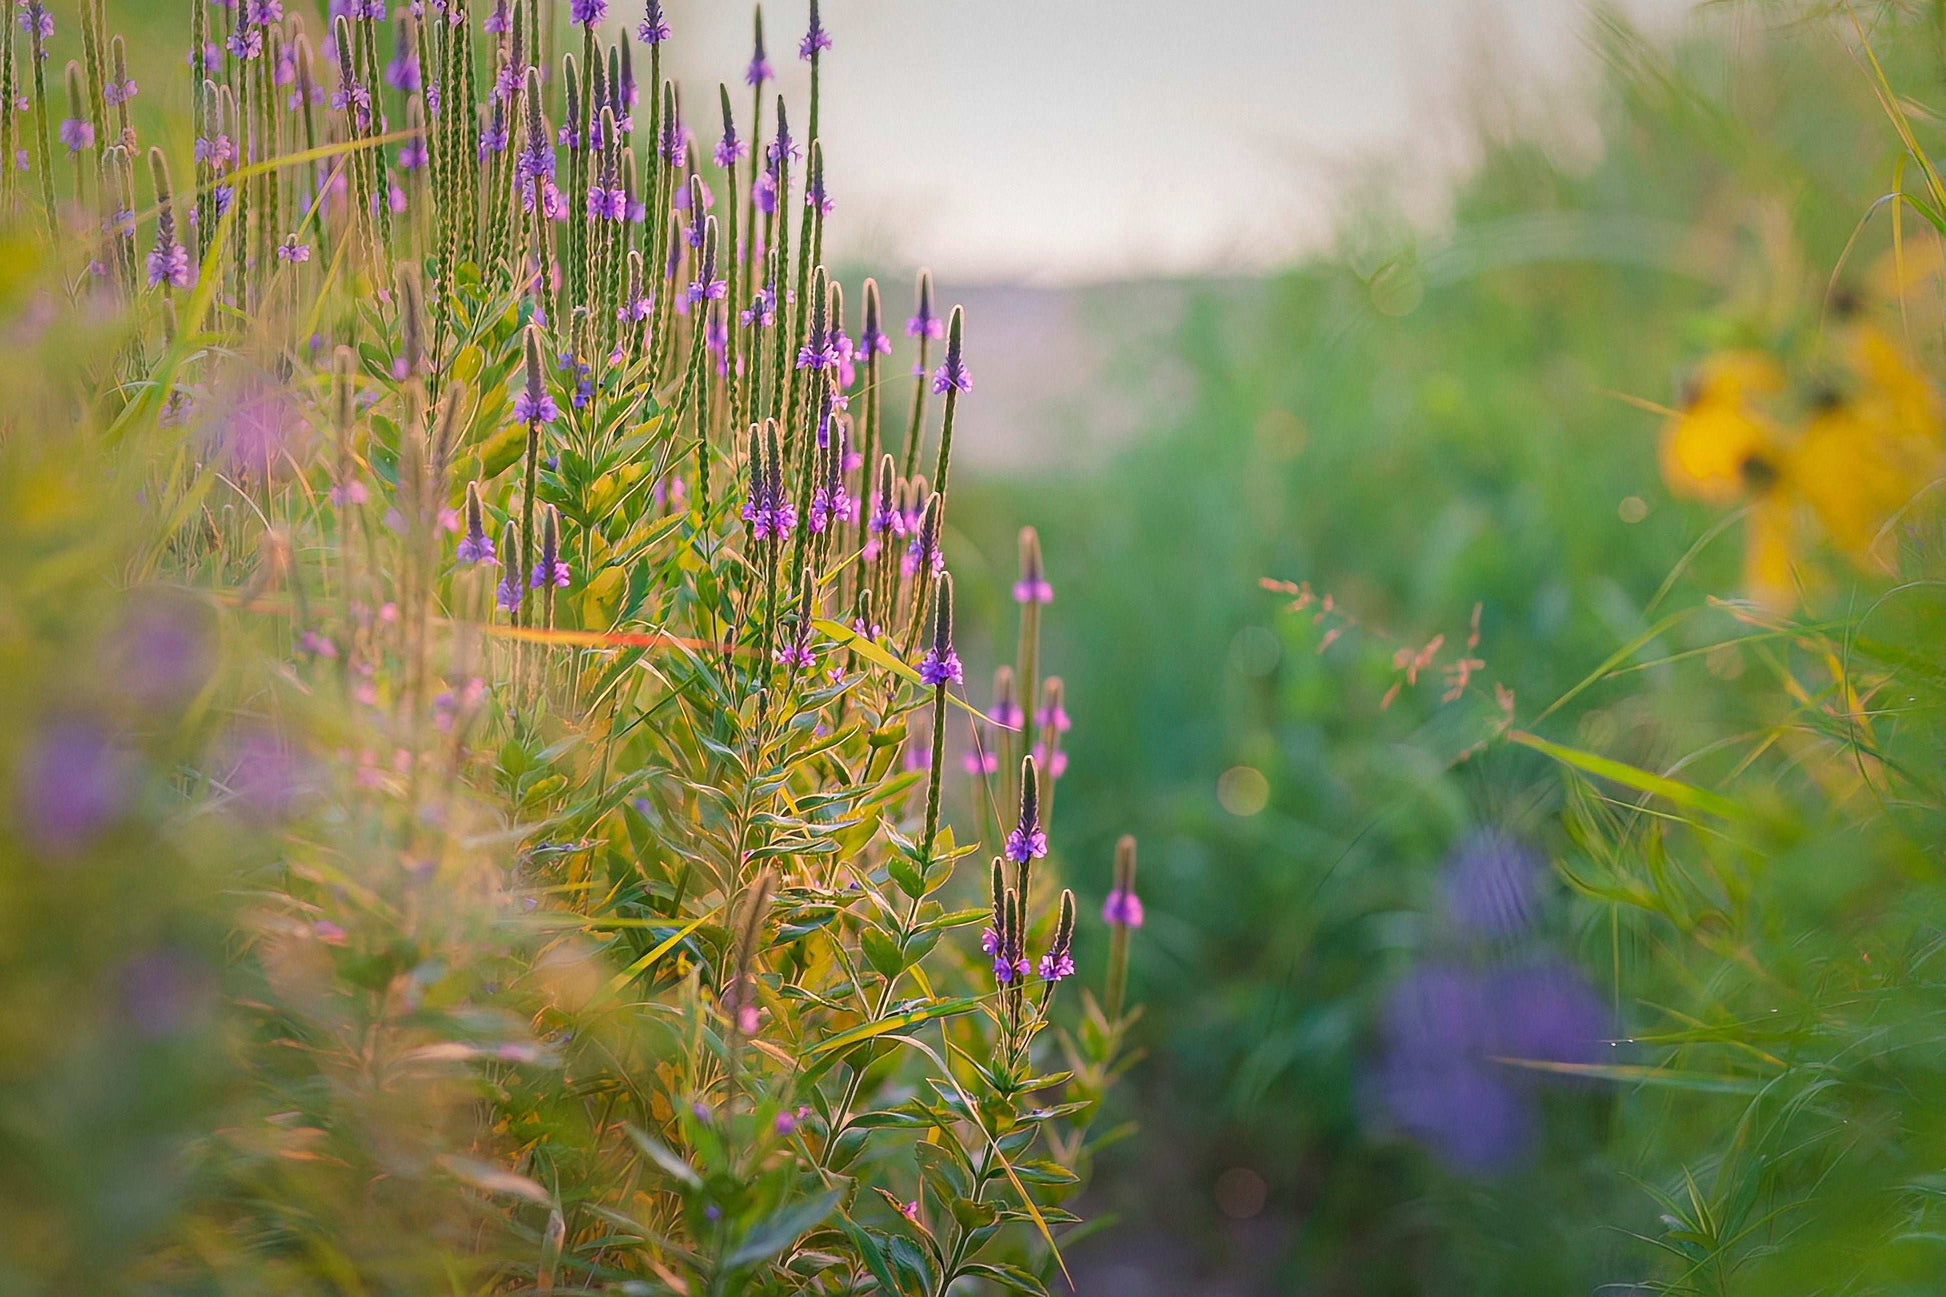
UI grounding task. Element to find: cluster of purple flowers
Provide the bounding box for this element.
[1371,832,1613,1173]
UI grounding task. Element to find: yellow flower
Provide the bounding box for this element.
[1660,351,1785,505]
[1660,327,1945,607]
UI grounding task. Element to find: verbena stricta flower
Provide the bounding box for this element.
[17,2,52,43]
[686,218,726,305]
[530,547,569,589]
[384,26,419,91]
[58,117,92,152]
[962,736,999,775]
[859,286,891,357]
[1100,888,1145,926]
[103,75,137,105]
[1014,526,1053,603]
[483,0,508,33]
[907,271,943,340]
[457,483,495,564]
[569,0,606,27]
[276,235,312,263]
[715,114,743,169]
[1038,890,1077,982]
[990,667,1022,731]
[514,343,558,426]
[146,156,191,288]
[746,16,772,85]
[932,313,972,394]
[799,0,831,59]
[588,183,629,221]
[247,0,284,23]
[637,0,669,44]
[902,493,945,577]
[805,164,833,215]
[918,574,963,687]
[495,570,523,612]
[1005,756,1048,864]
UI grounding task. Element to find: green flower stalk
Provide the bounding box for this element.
[901,269,939,475]
[1103,835,1142,1024]
[919,572,962,858]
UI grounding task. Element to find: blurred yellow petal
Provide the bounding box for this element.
[1743,494,1800,611]
[1660,352,1785,504]
[1790,398,1937,569]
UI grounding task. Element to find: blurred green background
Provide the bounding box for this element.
[940,8,1946,1291]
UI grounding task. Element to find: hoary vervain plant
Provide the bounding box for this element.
[0,2,1144,1293]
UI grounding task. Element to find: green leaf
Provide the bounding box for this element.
[803,997,986,1061]
[1509,730,1745,820]
[723,1187,845,1271]
[957,1261,1051,1295]
[622,1125,702,1191]
[862,928,907,980]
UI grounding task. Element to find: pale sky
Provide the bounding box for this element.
[654,1,1694,283]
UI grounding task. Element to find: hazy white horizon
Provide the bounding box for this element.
[647,0,1696,284]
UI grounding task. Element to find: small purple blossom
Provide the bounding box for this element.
[495,573,523,613]
[917,648,962,687]
[799,8,832,60]
[276,235,312,263]
[58,118,93,152]
[1037,951,1075,982]
[147,240,191,289]
[568,0,606,26]
[636,0,669,44]
[15,716,125,854]
[1101,888,1145,928]
[932,354,972,396]
[530,560,570,589]
[1014,575,1054,604]
[1004,826,1047,864]
[513,390,558,426]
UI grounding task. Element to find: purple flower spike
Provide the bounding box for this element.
[1004,826,1047,864]
[1038,951,1076,982]
[1101,889,1144,928]
[932,356,971,396]
[513,390,558,425]
[906,273,942,340]
[1013,576,1053,604]
[918,649,962,687]
[637,0,669,44]
[530,560,570,589]
[1441,829,1541,937]
[568,0,606,26]
[147,241,191,289]
[799,1,832,60]
[58,118,93,152]
[16,716,126,855]
[495,573,523,612]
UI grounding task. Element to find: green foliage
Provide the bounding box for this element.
[0,2,1135,1294]
[954,4,1946,1291]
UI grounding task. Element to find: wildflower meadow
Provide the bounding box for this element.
[9,0,1946,1293]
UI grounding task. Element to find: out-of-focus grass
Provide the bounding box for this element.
[957,7,1946,1290]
